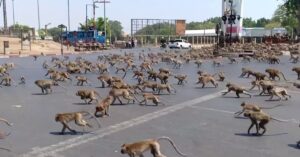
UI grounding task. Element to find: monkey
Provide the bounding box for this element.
[194,60,203,68]
[132,70,144,79]
[157,73,170,84]
[67,66,81,74]
[53,61,65,69]
[140,93,165,106]
[0,75,14,86]
[147,70,158,81]
[290,55,299,63]
[55,111,101,135]
[196,75,218,88]
[212,60,221,67]
[251,72,269,81]
[268,86,291,101]
[45,68,57,77]
[156,83,176,95]
[243,110,286,136]
[216,71,225,82]
[33,55,38,61]
[51,56,60,62]
[158,68,171,75]
[19,76,26,85]
[137,75,144,85]
[42,61,49,69]
[174,74,188,85]
[292,67,300,80]
[249,80,274,96]
[120,136,187,157]
[75,76,90,86]
[3,62,15,70]
[172,59,183,69]
[94,96,114,117]
[75,89,101,104]
[139,62,152,71]
[293,82,300,88]
[222,83,252,98]
[82,64,94,74]
[268,56,280,64]
[34,79,66,94]
[242,56,251,63]
[116,67,127,74]
[97,74,115,88]
[234,102,283,117]
[0,66,8,76]
[141,81,158,92]
[240,68,254,78]
[265,68,287,81]
[109,88,139,105]
[228,56,238,64]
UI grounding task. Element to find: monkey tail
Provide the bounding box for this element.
[157,136,187,157]
[280,72,288,81]
[260,104,284,109]
[80,111,101,128]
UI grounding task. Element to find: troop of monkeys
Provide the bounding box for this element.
[0,49,300,156]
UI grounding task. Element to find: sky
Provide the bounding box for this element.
[1,0,282,33]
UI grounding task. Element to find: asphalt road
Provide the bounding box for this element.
[0,48,299,157]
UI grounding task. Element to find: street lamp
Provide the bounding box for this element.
[221,0,241,46]
[44,23,51,36]
[94,0,110,46]
[58,24,67,55]
[37,0,41,30]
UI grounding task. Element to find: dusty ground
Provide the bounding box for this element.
[0,37,74,55]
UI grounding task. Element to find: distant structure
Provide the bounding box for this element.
[0,0,8,33]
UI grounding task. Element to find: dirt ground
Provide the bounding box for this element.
[0,37,75,55]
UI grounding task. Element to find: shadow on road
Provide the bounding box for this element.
[287,143,300,150]
[235,132,288,137]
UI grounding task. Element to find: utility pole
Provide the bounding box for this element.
[37,0,41,30]
[3,0,7,33]
[95,1,110,45]
[67,0,70,31]
[12,0,15,27]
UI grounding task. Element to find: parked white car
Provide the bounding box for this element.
[168,39,192,49]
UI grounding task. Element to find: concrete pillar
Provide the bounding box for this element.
[192,36,195,45]
[196,36,199,45]
[141,37,144,47]
[154,37,158,47]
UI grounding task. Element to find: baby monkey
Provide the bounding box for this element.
[121,136,187,157]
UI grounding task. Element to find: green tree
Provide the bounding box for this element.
[47,27,62,41]
[186,17,221,30]
[108,20,123,41]
[282,0,300,33]
[242,18,256,27]
[256,18,271,27]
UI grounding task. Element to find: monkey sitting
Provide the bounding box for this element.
[234,102,282,117]
[222,83,252,98]
[76,89,101,104]
[75,76,90,86]
[55,111,101,135]
[94,96,114,117]
[174,74,188,85]
[139,93,165,106]
[120,136,187,157]
[265,68,287,81]
[268,86,291,101]
[196,75,218,88]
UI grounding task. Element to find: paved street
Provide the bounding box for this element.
[0,48,299,157]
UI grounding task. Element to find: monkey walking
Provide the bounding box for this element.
[139,93,165,106]
[94,96,114,117]
[76,89,102,104]
[55,111,101,135]
[34,80,66,94]
[174,75,188,85]
[234,102,283,117]
[222,83,252,98]
[243,110,288,136]
[121,136,187,157]
[268,86,291,101]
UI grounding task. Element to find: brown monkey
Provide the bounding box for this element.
[42,61,49,69]
[212,60,221,66]
[292,67,300,80]
[45,68,57,77]
[234,102,282,117]
[251,72,268,81]
[157,73,170,84]
[240,68,254,78]
[174,74,188,85]
[268,56,280,64]
[97,74,114,88]
[194,60,203,68]
[55,111,101,134]
[34,80,65,94]
[265,68,287,81]
[228,57,238,64]
[156,83,176,95]
[96,63,109,74]
[67,66,81,74]
[109,88,139,105]
[75,76,90,86]
[244,110,285,136]
[94,96,114,117]
[196,75,218,88]
[141,81,158,92]
[0,75,14,86]
[216,71,225,82]
[75,89,101,104]
[139,93,165,106]
[293,82,300,88]
[116,67,127,74]
[222,83,252,98]
[158,68,171,75]
[121,136,187,157]
[132,70,144,79]
[268,86,291,101]
[249,80,274,95]
[147,70,158,81]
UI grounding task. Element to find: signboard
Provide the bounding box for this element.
[4,41,9,48]
[222,0,243,37]
[175,20,186,36]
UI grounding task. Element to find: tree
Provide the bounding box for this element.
[47,27,61,41]
[282,0,300,34]
[186,17,221,30]
[108,20,123,41]
[256,18,271,27]
[242,18,256,27]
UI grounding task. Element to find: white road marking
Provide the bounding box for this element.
[20,90,224,157]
